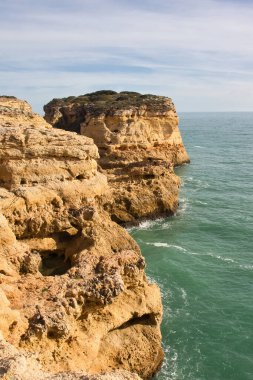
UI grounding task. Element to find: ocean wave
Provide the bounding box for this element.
[239,264,253,270]
[180,287,189,307]
[146,274,158,285]
[180,176,210,190]
[181,287,187,300]
[181,176,193,181]
[158,221,173,230]
[195,200,208,205]
[190,251,237,263]
[194,145,205,148]
[205,252,236,263]
[145,242,187,252]
[176,197,189,216]
[142,241,237,266]
[138,219,159,229]
[128,218,174,233]
[156,346,179,380]
[130,218,165,232]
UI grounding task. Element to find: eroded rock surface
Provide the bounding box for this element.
[44,91,189,223]
[0,333,141,379]
[0,97,163,379]
[0,96,51,129]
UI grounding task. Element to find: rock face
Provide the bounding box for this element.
[0,97,162,380]
[0,332,141,380]
[44,91,189,224]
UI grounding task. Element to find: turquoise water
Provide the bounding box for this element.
[130,113,253,380]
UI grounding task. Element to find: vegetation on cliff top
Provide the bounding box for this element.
[44,90,175,115]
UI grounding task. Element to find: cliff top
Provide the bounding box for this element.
[0,96,51,129]
[44,90,176,116]
[0,96,30,113]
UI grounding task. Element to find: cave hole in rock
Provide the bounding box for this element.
[143,174,155,180]
[76,174,85,180]
[39,249,71,276]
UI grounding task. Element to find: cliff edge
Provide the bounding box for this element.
[44,91,189,224]
[0,96,162,380]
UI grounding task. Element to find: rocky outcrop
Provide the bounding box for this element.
[0,333,142,380]
[44,91,189,224]
[0,96,51,129]
[0,97,163,379]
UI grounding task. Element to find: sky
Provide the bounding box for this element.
[1,0,253,113]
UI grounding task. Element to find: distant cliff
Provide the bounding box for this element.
[44,91,190,224]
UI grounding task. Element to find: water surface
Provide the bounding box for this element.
[130,113,253,380]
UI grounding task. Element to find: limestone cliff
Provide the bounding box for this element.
[0,332,142,380]
[44,91,189,224]
[0,96,51,129]
[0,97,162,379]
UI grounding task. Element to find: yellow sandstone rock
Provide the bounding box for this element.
[0,96,51,129]
[0,96,162,380]
[44,90,190,224]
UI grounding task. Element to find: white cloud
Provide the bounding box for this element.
[1,0,253,111]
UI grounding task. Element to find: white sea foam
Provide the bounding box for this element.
[195,200,208,205]
[181,176,210,190]
[136,218,165,231]
[192,251,237,263]
[128,217,173,233]
[158,221,173,230]
[146,275,158,285]
[181,288,187,300]
[176,197,189,216]
[207,253,236,263]
[194,180,210,191]
[180,287,189,307]
[239,264,253,270]
[158,345,179,380]
[138,220,156,229]
[145,242,187,252]
[194,145,205,148]
[217,256,235,263]
[181,176,193,181]
[183,250,237,264]
[126,220,156,233]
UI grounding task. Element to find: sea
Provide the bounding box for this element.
[129,113,253,380]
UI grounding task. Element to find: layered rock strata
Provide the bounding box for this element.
[0,97,163,379]
[44,91,190,224]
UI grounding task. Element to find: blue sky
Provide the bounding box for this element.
[1,0,253,112]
